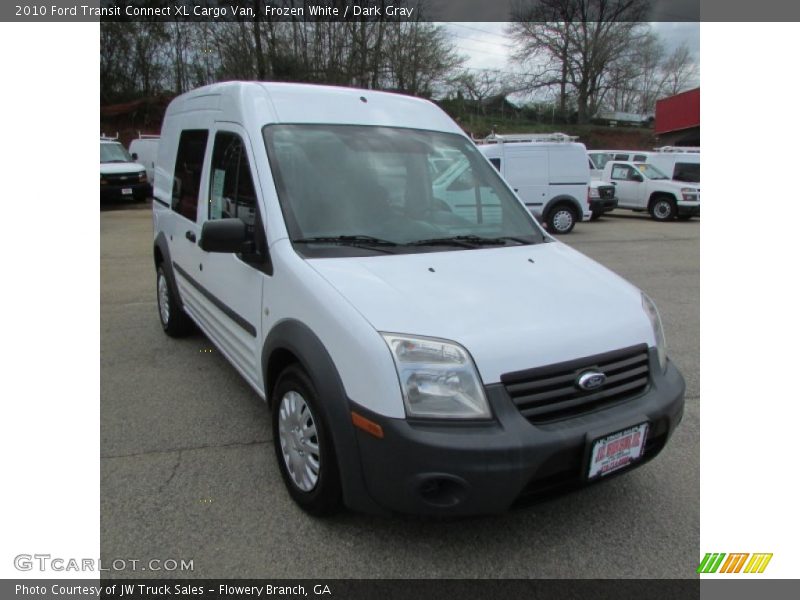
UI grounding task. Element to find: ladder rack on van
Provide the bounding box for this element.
[654,146,700,153]
[477,132,578,145]
[100,132,119,141]
[137,132,161,140]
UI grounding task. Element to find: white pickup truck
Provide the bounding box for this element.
[602,161,700,221]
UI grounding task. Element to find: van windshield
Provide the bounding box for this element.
[263,125,545,256]
[101,142,133,163]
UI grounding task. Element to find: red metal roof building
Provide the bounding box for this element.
[654,87,700,146]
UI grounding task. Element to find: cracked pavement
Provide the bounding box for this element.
[101,206,699,578]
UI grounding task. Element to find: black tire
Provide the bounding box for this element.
[677,214,693,221]
[546,203,577,234]
[272,365,342,516]
[156,265,193,337]
[649,196,677,221]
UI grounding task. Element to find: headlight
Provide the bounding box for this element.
[138,171,147,182]
[382,334,491,420]
[641,293,667,372]
[681,188,699,202]
[589,187,600,199]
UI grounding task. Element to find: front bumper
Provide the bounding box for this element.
[677,202,700,217]
[589,197,618,213]
[350,351,685,516]
[100,182,151,202]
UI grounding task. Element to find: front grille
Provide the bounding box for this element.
[501,344,650,423]
[598,186,615,199]
[103,172,142,185]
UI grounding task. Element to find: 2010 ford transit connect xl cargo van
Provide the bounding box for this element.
[152,82,685,517]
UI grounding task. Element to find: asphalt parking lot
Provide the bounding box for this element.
[101,205,699,578]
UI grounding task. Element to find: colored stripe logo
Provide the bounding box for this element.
[697,553,773,574]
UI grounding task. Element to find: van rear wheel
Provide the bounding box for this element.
[547,204,576,234]
[272,365,342,516]
[156,265,193,337]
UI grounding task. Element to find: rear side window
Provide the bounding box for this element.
[633,154,648,162]
[172,130,208,222]
[208,132,258,235]
[489,158,501,171]
[673,162,700,183]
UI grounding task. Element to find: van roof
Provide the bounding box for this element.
[165,81,463,135]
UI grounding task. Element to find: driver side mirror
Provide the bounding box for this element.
[631,172,644,182]
[131,152,138,161]
[199,218,251,253]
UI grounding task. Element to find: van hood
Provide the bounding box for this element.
[100,162,145,175]
[307,242,656,384]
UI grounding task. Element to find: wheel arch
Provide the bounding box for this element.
[261,319,385,515]
[544,195,584,220]
[648,191,677,209]
[154,232,185,311]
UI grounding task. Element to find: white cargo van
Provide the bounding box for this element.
[478,133,591,234]
[646,147,700,183]
[128,134,160,185]
[152,82,685,517]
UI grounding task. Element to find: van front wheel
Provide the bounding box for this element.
[547,204,577,234]
[272,365,342,516]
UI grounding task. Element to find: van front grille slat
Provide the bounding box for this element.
[501,344,650,423]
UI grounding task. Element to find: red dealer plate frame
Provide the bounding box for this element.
[587,422,649,480]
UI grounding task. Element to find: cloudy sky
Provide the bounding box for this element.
[443,21,700,95]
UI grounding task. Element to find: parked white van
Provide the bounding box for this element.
[129,134,160,185]
[152,82,685,517]
[647,147,700,183]
[477,133,591,234]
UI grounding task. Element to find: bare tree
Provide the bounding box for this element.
[661,42,699,96]
[508,0,651,123]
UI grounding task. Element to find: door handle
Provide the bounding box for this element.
[513,188,519,192]
[185,231,196,243]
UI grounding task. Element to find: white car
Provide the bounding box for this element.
[152,82,686,516]
[603,161,700,221]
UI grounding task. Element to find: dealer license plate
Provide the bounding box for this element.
[587,423,648,479]
[121,188,133,195]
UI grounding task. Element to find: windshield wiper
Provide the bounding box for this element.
[292,235,398,246]
[407,235,529,248]
[292,235,399,254]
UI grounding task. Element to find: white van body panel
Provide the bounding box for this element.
[128,138,159,184]
[308,242,655,388]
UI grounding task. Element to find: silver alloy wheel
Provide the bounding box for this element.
[278,391,320,492]
[157,273,170,325]
[552,209,574,232]
[654,200,672,220]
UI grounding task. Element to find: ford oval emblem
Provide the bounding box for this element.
[577,371,607,391]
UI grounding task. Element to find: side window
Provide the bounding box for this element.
[610,164,631,180]
[614,153,630,161]
[172,130,208,222]
[208,132,258,236]
[489,157,501,171]
[633,154,648,162]
[673,162,700,183]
